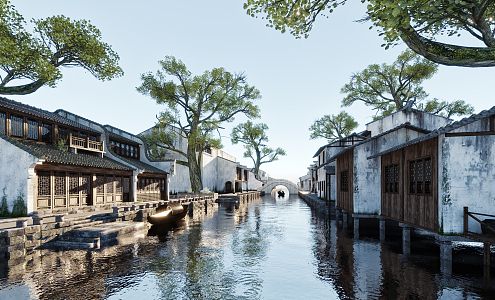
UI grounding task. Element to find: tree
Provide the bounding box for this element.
[243,0,495,67]
[340,50,474,119]
[309,111,358,142]
[137,56,261,192]
[230,121,286,175]
[0,0,123,95]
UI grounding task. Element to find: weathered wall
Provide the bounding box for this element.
[366,110,451,136]
[201,152,217,191]
[168,164,191,194]
[439,118,495,234]
[353,145,381,215]
[216,157,237,192]
[0,138,39,214]
[248,171,263,190]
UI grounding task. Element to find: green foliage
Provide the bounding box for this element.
[309,111,358,142]
[138,56,261,192]
[54,138,66,151]
[0,191,9,217]
[230,121,286,174]
[341,50,437,119]
[11,194,26,217]
[243,0,495,66]
[341,49,474,119]
[0,0,123,95]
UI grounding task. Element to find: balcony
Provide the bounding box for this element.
[69,133,105,155]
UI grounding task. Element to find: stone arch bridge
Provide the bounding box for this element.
[258,179,300,194]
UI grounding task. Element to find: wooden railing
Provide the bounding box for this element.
[463,206,495,237]
[69,133,105,153]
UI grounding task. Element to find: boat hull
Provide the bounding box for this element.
[148,204,189,225]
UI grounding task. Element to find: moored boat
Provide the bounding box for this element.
[148,202,189,225]
[278,190,285,197]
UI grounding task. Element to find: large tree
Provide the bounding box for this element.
[0,0,123,95]
[243,0,495,67]
[230,121,286,175]
[138,56,261,192]
[309,111,358,142]
[341,50,474,119]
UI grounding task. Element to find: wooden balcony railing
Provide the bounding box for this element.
[69,133,105,154]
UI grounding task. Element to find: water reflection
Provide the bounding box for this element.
[0,195,493,299]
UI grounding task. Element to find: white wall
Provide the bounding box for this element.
[366,110,451,136]
[353,145,381,214]
[0,138,39,214]
[439,117,495,234]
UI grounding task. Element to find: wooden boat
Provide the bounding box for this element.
[278,190,285,197]
[147,202,189,225]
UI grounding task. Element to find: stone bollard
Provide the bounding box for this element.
[55,215,65,223]
[16,219,28,228]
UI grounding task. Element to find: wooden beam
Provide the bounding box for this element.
[491,115,495,132]
[445,131,495,137]
[35,163,133,176]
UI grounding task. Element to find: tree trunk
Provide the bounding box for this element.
[187,143,203,193]
[400,26,495,67]
[0,80,46,95]
[254,148,261,175]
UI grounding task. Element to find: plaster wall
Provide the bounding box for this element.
[248,171,263,190]
[168,163,191,193]
[353,145,381,214]
[216,157,237,192]
[439,125,495,234]
[366,110,451,136]
[0,138,39,214]
[201,152,217,191]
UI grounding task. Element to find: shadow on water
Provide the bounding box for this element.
[0,194,494,299]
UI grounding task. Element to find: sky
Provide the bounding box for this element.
[6,0,495,184]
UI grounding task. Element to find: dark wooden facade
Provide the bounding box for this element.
[337,150,353,212]
[381,137,439,232]
[35,163,133,211]
[136,173,168,202]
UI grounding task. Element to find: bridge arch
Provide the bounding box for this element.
[258,179,300,194]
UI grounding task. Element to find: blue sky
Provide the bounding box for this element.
[7,0,495,184]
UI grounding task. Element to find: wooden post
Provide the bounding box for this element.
[86,136,90,150]
[463,207,468,235]
[484,242,491,267]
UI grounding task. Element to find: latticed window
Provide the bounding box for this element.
[69,174,79,194]
[160,179,165,192]
[80,131,88,140]
[116,177,122,193]
[38,173,51,196]
[42,123,52,143]
[106,176,114,193]
[96,176,105,193]
[54,173,66,196]
[81,175,90,195]
[409,158,432,194]
[90,135,97,142]
[340,170,349,192]
[384,164,399,193]
[0,112,5,135]
[70,130,79,138]
[11,115,23,137]
[26,119,38,140]
[123,177,130,193]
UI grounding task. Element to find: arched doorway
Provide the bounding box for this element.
[235,182,241,192]
[225,181,233,193]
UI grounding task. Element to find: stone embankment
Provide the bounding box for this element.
[298,191,332,217]
[217,191,264,206]
[0,193,219,266]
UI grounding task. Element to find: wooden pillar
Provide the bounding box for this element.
[6,112,10,136]
[23,116,27,139]
[484,242,491,288]
[91,174,97,206]
[354,217,360,239]
[379,217,386,242]
[38,120,42,142]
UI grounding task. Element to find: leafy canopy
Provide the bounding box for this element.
[244,0,495,67]
[340,49,474,119]
[138,56,261,192]
[231,120,286,175]
[0,0,123,95]
[309,111,358,142]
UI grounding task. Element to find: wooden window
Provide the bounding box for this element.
[116,177,122,193]
[340,170,349,192]
[70,129,79,138]
[0,112,5,135]
[42,123,52,143]
[384,164,399,193]
[27,119,38,140]
[123,177,130,193]
[89,135,97,142]
[69,173,79,194]
[54,173,66,196]
[96,176,105,193]
[160,179,165,192]
[79,131,88,140]
[409,158,432,194]
[106,176,114,193]
[10,115,23,137]
[38,173,51,196]
[81,175,90,195]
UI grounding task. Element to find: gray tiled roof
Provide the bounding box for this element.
[313,132,369,158]
[120,158,168,174]
[319,122,431,169]
[368,106,495,159]
[0,97,98,133]
[18,140,133,170]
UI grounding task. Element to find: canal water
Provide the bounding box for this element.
[0,194,494,299]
